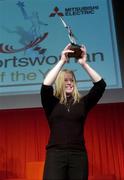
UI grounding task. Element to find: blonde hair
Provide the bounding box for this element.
[54,69,81,104]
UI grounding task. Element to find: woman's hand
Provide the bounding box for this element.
[60,43,74,63]
[78,45,87,65]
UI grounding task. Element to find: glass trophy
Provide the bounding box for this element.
[59,17,82,59]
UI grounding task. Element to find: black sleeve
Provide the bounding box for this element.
[40,84,58,116]
[83,79,106,112]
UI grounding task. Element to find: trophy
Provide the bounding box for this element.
[59,17,82,59]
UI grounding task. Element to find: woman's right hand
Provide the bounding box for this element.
[60,43,74,63]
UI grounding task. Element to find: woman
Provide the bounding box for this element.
[41,44,106,180]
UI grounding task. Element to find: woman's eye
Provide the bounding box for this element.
[64,79,73,82]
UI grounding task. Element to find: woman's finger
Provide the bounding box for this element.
[63,43,71,50]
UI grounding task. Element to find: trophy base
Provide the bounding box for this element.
[68,43,82,59]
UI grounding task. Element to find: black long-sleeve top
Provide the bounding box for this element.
[41,79,106,150]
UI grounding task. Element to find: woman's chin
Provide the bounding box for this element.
[66,91,73,96]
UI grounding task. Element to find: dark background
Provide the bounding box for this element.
[112,0,124,87]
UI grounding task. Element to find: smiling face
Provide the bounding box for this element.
[64,72,74,96]
[54,69,80,104]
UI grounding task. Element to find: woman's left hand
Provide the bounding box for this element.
[78,45,87,65]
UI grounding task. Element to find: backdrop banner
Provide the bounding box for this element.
[0,0,122,95]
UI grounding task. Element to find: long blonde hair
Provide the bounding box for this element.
[54,69,81,104]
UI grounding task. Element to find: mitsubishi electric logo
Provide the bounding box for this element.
[49,6,99,17]
[49,7,64,17]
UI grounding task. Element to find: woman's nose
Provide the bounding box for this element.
[67,80,71,84]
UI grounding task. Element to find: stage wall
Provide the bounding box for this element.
[0,103,124,179]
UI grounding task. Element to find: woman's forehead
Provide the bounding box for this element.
[64,72,73,78]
